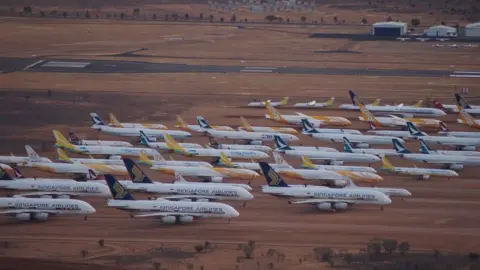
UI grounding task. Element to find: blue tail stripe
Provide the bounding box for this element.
[258,162,289,187]
[122,158,153,184]
[104,174,135,200]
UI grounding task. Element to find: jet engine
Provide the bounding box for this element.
[32,213,49,221]
[15,213,32,221]
[40,195,53,199]
[210,177,223,183]
[316,202,332,211]
[327,160,343,165]
[248,140,263,145]
[356,143,370,148]
[417,175,430,180]
[161,216,176,224]
[459,146,476,151]
[195,198,210,202]
[178,216,195,223]
[447,164,464,171]
[57,195,70,199]
[333,180,347,187]
[333,202,348,210]
[108,155,122,160]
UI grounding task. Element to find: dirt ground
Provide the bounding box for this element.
[0,11,480,270]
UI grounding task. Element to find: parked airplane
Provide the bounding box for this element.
[293,97,335,108]
[172,171,252,191]
[207,136,272,153]
[0,196,96,221]
[259,162,391,211]
[433,97,480,113]
[406,122,480,150]
[340,90,446,117]
[300,155,378,173]
[68,128,132,147]
[140,131,203,150]
[438,122,480,138]
[274,136,380,164]
[366,122,412,139]
[456,106,480,130]
[23,145,127,180]
[206,129,299,144]
[265,102,351,127]
[0,168,111,198]
[309,130,404,147]
[237,117,298,135]
[119,158,253,202]
[0,152,51,166]
[163,134,269,159]
[273,135,338,153]
[175,115,234,132]
[343,137,400,156]
[0,164,14,176]
[300,119,362,135]
[454,93,480,115]
[139,151,213,168]
[381,155,458,180]
[56,148,124,166]
[108,112,168,129]
[248,97,289,107]
[343,179,411,198]
[104,175,239,224]
[392,138,480,170]
[419,139,480,157]
[216,152,292,172]
[90,113,192,139]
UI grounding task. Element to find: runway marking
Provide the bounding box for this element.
[240,69,273,73]
[22,60,45,70]
[450,74,480,78]
[244,66,277,70]
[453,71,480,74]
[41,61,91,68]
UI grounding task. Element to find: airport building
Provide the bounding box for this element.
[465,22,480,37]
[372,22,408,37]
[424,25,457,37]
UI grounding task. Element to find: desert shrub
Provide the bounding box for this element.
[81,249,88,258]
[153,262,161,270]
[399,242,410,256]
[194,244,204,253]
[411,18,420,26]
[98,239,105,247]
[301,16,306,22]
[383,239,398,255]
[23,6,32,14]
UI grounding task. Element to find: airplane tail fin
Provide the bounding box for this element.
[56,148,73,164]
[457,106,476,127]
[258,162,289,187]
[104,174,135,200]
[139,131,153,146]
[0,167,14,181]
[413,100,423,107]
[164,134,187,153]
[455,93,472,109]
[419,139,432,154]
[67,128,80,144]
[265,102,284,122]
[25,145,42,163]
[406,122,424,136]
[219,152,235,167]
[301,155,316,169]
[13,167,24,179]
[274,135,292,151]
[301,119,318,133]
[240,117,254,132]
[176,115,189,129]
[208,135,219,148]
[139,151,153,166]
[53,130,76,150]
[432,100,444,109]
[349,90,362,105]
[196,116,212,129]
[343,137,354,153]
[273,152,290,166]
[370,98,380,106]
[392,138,410,154]
[280,97,289,105]
[325,97,335,106]
[173,171,188,183]
[108,113,124,127]
[439,122,449,132]
[368,121,377,130]
[345,179,358,188]
[381,155,395,171]
[123,158,153,184]
[90,113,106,126]
[152,149,165,162]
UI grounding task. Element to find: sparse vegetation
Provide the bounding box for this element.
[220,17,224,23]
[186,263,193,270]
[241,240,256,259]
[194,244,204,253]
[133,8,140,17]
[80,249,88,258]
[333,16,338,24]
[152,14,157,20]
[23,6,32,14]
[411,18,420,26]
[85,10,90,18]
[120,13,125,20]
[209,14,214,22]
[301,16,306,23]
[387,15,393,21]
[63,11,67,18]
[98,239,105,247]
[383,239,398,255]
[153,261,161,270]
[362,16,368,24]
[433,249,441,262]
[40,11,45,17]
[399,242,411,256]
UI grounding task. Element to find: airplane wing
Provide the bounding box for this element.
[0,209,62,215]
[288,198,357,205]
[131,212,206,218]
[156,195,217,201]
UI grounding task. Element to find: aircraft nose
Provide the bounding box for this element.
[230,207,240,217]
[383,196,392,204]
[372,155,381,161]
[85,203,96,214]
[260,152,270,159]
[244,191,254,200]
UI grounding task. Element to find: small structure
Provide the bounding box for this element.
[372,22,408,37]
[465,22,480,37]
[424,25,457,37]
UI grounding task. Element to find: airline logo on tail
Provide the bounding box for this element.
[25,145,42,163]
[14,168,24,179]
[68,128,80,144]
[90,113,105,126]
[123,158,152,183]
[164,134,193,156]
[439,122,449,132]
[219,152,235,167]
[259,162,289,187]
[413,100,423,107]
[301,155,316,169]
[0,167,14,181]
[240,117,253,132]
[381,155,396,172]
[351,91,381,125]
[325,97,335,106]
[273,152,289,166]
[274,136,292,151]
[343,137,354,153]
[392,138,410,154]
[418,139,432,154]
[406,122,425,136]
[53,130,80,153]
[105,175,135,200]
[139,131,154,146]
[197,116,211,129]
[108,113,124,127]
[455,93,471,109]
[176,115,189,130]
[370,99,380,106]
[280,97,289,105]
[139,151,153,166]
[265,102,285,123]
[301,119,317,133]
[56,148,73,163]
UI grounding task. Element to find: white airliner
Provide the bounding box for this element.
[300,119,362,135]
[392,138,480,170]
[206,129,299,144]
[90,113,192,139]
[309,131,404,147]
[419,139,480,157]
[68,128,132,147]
[216,152,293,172]
[340,90,446,117]
[0,153,52,166]
[265,102,352,127]
[259,163,391,212]
[406,122,480,150]
[139,131,202,150]
[273,136,338,153]
[119,158,253,202]
[175,115,234,132]
[104,175,239,224]
[163,134,269,159]
[151,164,259,182]
[54,130,158,157]
[343,179,411,198]
[300,155,378,173]
[343,137,400,156]
[433,95,480,114]
[56,148,125,166]
[456,106,480,130]
[108,112,168,129]
[366,122,412,139]
[248,97,289,107]
[22,145,128,180]
[274,136,380,164]
[293,97,335,108]
[380,155,458,180]
[0,196,96,221]
[0,168,110,198]
[438,122,480,138]
[207,136,272,153]
[237,117,298,135]
[139,151,214,168]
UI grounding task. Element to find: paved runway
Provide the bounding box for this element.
[1,57,478,78]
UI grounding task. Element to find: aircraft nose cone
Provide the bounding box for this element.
[87,204,96,214]
[384,196,392,204]
[260,153,270,159]
[231,208,240,217]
